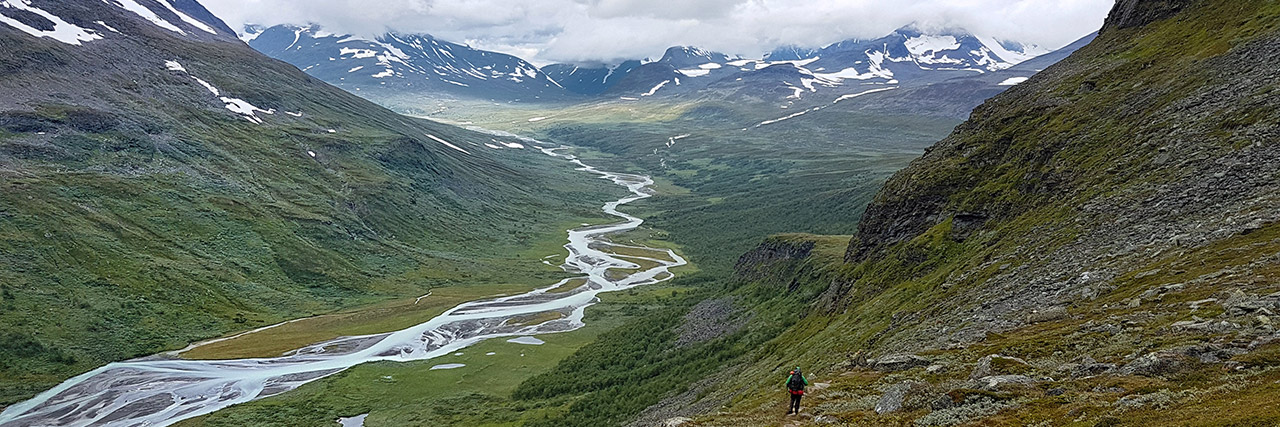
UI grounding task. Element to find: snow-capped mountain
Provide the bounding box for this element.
[245,24,567,102]
[541,60,643,95]
[658,46,732,69]
[0,0,235,44]
[813,31,1097,119]
[801,26,1050,83]
[236,20,1073,111]
[764,45,820,62]
[577,25,1053,100]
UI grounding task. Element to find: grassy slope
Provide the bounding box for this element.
[0,16,619,406]
[676,1,1280,425]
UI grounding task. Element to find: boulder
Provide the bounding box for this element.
[971,354,1031,379]
[1056,355,1117,378]
[875,381,930,414]
[871,354,930,372]
[1121,351,1196,377]
[974,375,1038,391]
[662,417,692,427]
[1224,290,1268,316]
[1027,306,1070,323]
[1169,319,1239,334]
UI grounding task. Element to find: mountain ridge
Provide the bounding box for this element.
[244,24,567,102]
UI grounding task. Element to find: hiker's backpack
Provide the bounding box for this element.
[787,372,805,391]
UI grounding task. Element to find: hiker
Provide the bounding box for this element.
[784,366,808,414]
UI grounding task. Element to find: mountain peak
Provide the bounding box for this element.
[659,46,731,68]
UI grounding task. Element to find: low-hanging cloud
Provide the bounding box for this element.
[202,0,1113,65]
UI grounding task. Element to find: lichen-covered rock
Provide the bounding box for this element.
[973,375,1038,391]
[872,354,931,372]
[875,381,932,414]
[971,354,1031,380]
[662,417,692,427]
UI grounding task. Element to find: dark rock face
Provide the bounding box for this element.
[735,238,815,276]
[1103,0,1196,32]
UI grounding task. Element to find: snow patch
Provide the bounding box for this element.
[191,77,219,95]
[0,0,104,45]
[239,25,262,43]
[507,336,545,345]
[832,86,899,103]
[641,80,669,96]
[429,363,465,370]
[975,35,1037,67]
[676,69,711,77]
[347,66,364,73]
[425,134,470,154]
[94,21,119,33]
[166,62,275,124]
[998,77,1029,86]
[527,117,547,122]
[152,0,217,34]
[757,109,812,127]
[339,47,377,59]
[111,0,185,34]
[220,97,273,124]
[904,35,960,56]
[337,414,368,427]
[665,134,690,148]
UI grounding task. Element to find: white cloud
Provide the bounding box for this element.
[201,0,1111,65]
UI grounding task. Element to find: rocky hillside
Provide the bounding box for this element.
[0,0,609,408]
[651,0,1280,424]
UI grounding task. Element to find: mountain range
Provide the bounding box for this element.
[246,23,1091,117]
[243,24,566,102]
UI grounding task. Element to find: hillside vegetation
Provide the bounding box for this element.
[0,2,615,407]
[676,0,1280,424]
[409,0,1280,425]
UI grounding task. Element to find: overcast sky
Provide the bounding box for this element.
[202,0,1113,66]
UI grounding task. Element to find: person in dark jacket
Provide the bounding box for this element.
[784,367,808,414]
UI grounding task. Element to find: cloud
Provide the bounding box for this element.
[201,0,1112,65]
